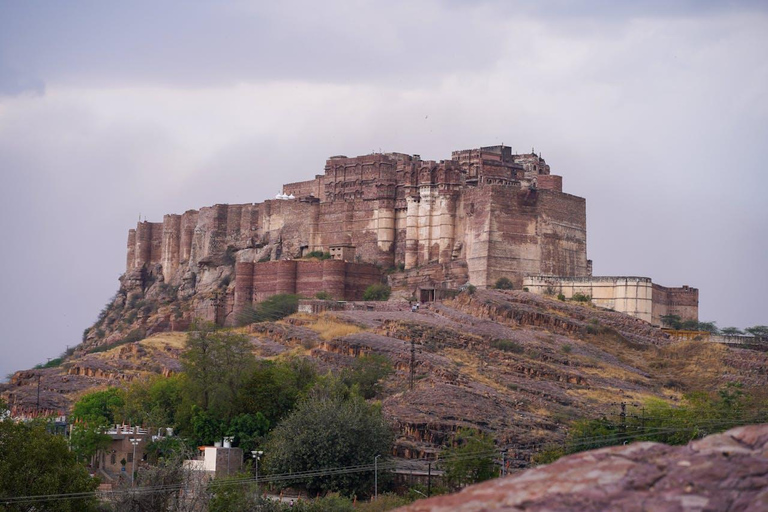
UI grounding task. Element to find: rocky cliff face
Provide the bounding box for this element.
[396,423,768,511]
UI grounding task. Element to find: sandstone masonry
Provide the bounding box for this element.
[121,144,695,327]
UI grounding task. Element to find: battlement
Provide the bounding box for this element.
[125,143,592,311]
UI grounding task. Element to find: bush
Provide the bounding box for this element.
[557,293,566,301]
[315,291,333,300]
[490,339,523,353]
[237,294,300,325]
[466,284,477,295]
[571,292,591,303]
[306,250,332,260]
[363,284,391,301]
[493,277,514,290]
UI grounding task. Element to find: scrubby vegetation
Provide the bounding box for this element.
[363,283,391,301]
[237,294,300,325]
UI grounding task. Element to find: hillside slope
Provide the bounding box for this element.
[3,290,766,467]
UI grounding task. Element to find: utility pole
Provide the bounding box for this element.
[619,402,627,435]
[252,451,264,494]
[409,339,415,391]
[36,375,41,413]
[501,450,507,476]
[427,461,432,497]
[129,438,140,487]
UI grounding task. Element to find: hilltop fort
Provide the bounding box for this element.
[120,144,696,331]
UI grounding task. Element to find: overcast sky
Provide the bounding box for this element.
[1,0,766,380]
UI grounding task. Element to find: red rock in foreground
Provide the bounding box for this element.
[397,424,768,511]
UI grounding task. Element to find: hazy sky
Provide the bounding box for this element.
[1,0,766,380]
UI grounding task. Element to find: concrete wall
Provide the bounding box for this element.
[524,276,655,323]
[523,276,698,326]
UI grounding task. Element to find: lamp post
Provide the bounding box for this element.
[223,436,234,476]
[129,438,141,487]
[374,454,381,500]
[252,450,264,494]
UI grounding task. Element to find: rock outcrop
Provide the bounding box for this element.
[397,423,768,511]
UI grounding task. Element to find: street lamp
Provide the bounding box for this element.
[223,436,234,476]
[374,454,381,500]
[129,438,141,487]
[251,450,264,494]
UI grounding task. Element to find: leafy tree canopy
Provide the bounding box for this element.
[0,420,99,511]
[263,378,393,497]
[342,354,393,400]
[71,387,124,424]
[237,358,317,427]
[746,325,768,337]
[181,322,257,421]
[441,429,498,489]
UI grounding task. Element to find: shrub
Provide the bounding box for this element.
[571,292,591,303]
[523,287,529,292]
[493,277,514,290]
[557,293,566,301]
[306,250,332,260]
[315,291,332,300]
[258,256,271,263]
[561,344,572,354]
[466,284,477,295]
[490,339,524,353]
[363,284,391,301]
[237,294,300,325]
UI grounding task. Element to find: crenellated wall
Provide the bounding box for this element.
[124,144,592,308]
[652,284,699,326]
[233,260,382,321]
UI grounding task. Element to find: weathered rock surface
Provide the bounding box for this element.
[397,424,768,511]
[3,291,768,467]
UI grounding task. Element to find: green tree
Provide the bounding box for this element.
[69,422,112,464]
[119,374,184,428]
[237,294,300,325]
[441,429,498,489]
[660,314,682,329]
[720,327,744,335]
[0,420,99,511]
[745,325,768,337]
[226,412,270,454]
[71,387,124,424]
[181,322,257,421]
[263,379,393,497]
[493,277,514,290]
[237,359,317,427]
[362,284,391,301]
[343,354,393,399]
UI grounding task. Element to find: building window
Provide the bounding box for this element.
[127,452,133,463]
[111,452,116,465]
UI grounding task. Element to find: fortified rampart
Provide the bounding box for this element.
[523,276,698,326]
[125,145,588,296]
[234,260,381,310]
[119,143,697,329]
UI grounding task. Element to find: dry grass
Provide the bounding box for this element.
[303,314,363,341]
[648,340,729,391]
[574,358,651,384]
[567,387,661,406]
[140,332,187,350]
[444,348,511,394]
